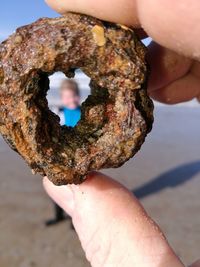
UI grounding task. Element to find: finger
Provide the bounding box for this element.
[43,176,75,214]
[137,0,200,59]
[150,73,200,104]
[43,173,184,267]
[45,0,200,59]
[190,260,200,267]
[147,42,192,92]
[45,0,139,26]
[147,42,200,104]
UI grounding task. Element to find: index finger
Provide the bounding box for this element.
[45,0,140,26]
[45,0,200,60]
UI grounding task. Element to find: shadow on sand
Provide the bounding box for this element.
[133,161,200,199]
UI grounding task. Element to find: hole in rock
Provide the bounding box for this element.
[47,70,90,127]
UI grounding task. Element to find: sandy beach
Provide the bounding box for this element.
[0,106,200,267]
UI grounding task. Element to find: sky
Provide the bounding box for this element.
[0,0,58,40]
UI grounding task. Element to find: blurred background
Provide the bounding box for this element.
[0,1,200,267]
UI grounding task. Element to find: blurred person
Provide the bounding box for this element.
[60,79,81,127]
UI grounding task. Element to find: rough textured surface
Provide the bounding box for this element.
[0,13,153,185]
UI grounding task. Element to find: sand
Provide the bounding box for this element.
[0,106,200,267]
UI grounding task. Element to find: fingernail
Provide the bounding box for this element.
[43,177,75,215]
[63,185,75,214]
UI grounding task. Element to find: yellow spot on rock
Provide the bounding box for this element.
[118,24,133,32]
[91,25,106,46]
[14,35,23,44]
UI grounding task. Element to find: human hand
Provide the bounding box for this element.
[44,1,200,266]
[46,0,200,104]
[44,172,187,267]
[44,173,200,267]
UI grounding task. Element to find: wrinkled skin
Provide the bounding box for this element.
[0,13,153,185]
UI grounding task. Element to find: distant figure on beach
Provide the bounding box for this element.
[46,79,81,226]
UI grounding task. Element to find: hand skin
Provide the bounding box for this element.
[43,173,184,267]
[46,0,200,104]
[44,1,200,266]
[44,173,199,267]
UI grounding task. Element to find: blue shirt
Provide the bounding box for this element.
[63,107,81,127]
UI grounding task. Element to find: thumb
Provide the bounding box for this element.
[43,172,184,267]
[190,260,200,267]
